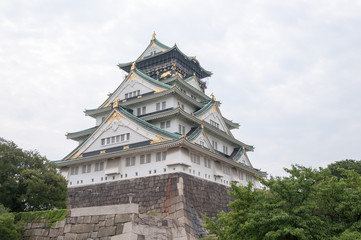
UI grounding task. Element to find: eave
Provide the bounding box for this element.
[223,117,240,130]
[56,138,265,177]
[140,107,254,151]
[66,126,97,141]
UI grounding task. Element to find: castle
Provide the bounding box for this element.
[56,34,266,239]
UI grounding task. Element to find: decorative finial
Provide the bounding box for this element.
[193,72,196,76]
[152,31,156,40]
[210,93,216,101]
[113,97,120,109]
[201,124,204,129]
[130,62,136,71]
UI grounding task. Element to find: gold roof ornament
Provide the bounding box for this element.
[152,31,156,40]
[113,97,120,109]
[210,93,216,101]
[130,62,136,71]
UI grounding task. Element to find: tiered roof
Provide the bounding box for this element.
[62,34,265,177]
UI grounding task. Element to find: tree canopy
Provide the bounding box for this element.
[203,161,361,240]
[0,138,67,212]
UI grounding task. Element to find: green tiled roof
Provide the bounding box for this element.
[187,127,203,141]
[193,100,215,117]
[134,68,171,89]
[116,105,181,139]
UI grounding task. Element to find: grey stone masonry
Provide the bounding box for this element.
[23,204,187,240]
[25,173,234,239]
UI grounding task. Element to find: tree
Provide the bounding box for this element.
[203,163,361,240]
[0,138,67,212]
[327,159,361,178]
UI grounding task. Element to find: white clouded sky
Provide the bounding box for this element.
[1,0,360,176]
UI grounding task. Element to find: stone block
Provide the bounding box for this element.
[83,216,91,224]
[70,224,93,233]
[90,231,98,238]
[99,220,105,227]
[115,223,124,235]
[76,217,84,224]
[121,222,133,234]
[90,215,99,223]
[105,217,114,226]
[32,228,49,236]
[110,232,138,240]
[64,224,72,233]
[114,214,131,223]
[57,236,64,240]
[76,233,88,240]
[64,233,77,240]
[98,226,116,237]
[93,224,99,231]
[32,222,46,228]
[99,215,106,221]
[54,220,66,228]
[137,235,145,240]
[49,228,59,237]
[70,217,77,224]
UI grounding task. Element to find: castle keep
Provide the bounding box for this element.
[56,34,266,239]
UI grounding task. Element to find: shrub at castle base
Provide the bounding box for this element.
[204,161,361,240]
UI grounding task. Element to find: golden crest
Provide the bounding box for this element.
[150,135,168,144]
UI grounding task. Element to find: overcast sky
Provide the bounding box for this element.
[1,0,360,177]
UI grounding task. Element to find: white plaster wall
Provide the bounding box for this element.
[66,147,260,189]
[204,112,227,132]
[142,45,165,58]
[85,125,149,153]
[186,79,201,91]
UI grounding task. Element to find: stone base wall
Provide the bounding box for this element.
[23,204,188,240]
[66,173,234,239]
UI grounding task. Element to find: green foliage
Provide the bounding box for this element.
[0,212,20,240]
[327,159,361,178]
[15,209,69,227]
[203,161,361,240]
[0,137,67,212]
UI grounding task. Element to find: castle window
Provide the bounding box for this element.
[223,165,231,175]
[191,95,196,100]
[156,102,160,111]
[92,178,94,182]
[164,168,166,172]
[210,120,219,128]
[137,108,141,116]
[160,120,171,129]
[190,152,200,164]
[212,140,218,150]
[70,166,79,175]
[101,133,130,146]
[142,106,146,114]
[81,164,91,174]
[223,146,228,155]
[162,101,166,109]
[95,162,104,171]
[200,141,204,147]
[125,90,140,99]
[178,125,186,135]
[112,176,115,180]
[126,156,136,167]
[140,154,151,164]
[204,158,211,168]
[156,151,167,162]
